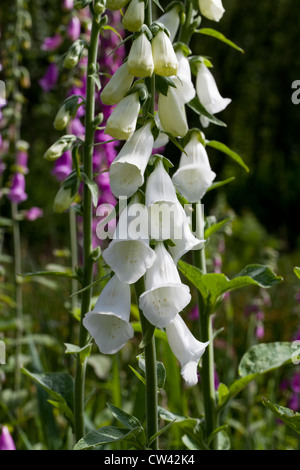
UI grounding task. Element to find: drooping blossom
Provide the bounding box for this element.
[198,0,225,22]
[7,173,27,204]
[83,275,134,354]
[0,426,16,450]
[38,63,59,91]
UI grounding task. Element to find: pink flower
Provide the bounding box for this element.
[0,426,16,450]
[67,17,81,41]
[41,34,63,51]
[25,207,44,221]
[39,63,59,91]
[7,173,28,204]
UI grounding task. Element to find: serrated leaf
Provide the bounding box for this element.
[262,398,300,435]
[107,403,143,430]
[196,28,244,53]
[73,426,142,450]
[21,368,74,423]
[238,342,294,377]
[206,140,249,172]
[178,261,283,314]
[187,96,227,127]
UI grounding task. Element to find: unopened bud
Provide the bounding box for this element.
[63,39,86,69]
[44,135,77,161]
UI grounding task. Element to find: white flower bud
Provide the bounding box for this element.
[104,92,141,140]
[198,0,225,22]
[128,32,154,78]
[100,62,134,105]
[122,0,145,32]
[152,29,178,77]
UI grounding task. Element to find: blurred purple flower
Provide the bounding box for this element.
[255,324,264,339]
[67,16,81,41]
[0,426,16,450]
[39,63,59,91]
[52,151,72,181]
[188,305,199,321]
[0,155,6,174]
[7,173,27,204]
[41,34,63,51]
[16,150,28,173]
[62,0,74,10]
[25,207,43,221]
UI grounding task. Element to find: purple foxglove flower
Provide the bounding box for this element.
[62,0,74,9]
[52,151,72,181]
[0,156,6,174]
[38,63,59,91]
[7,173,28,204]
[0,426,16,450]
[16,150,28,173]
[25,207,43,221]
[41,34,63,51]
[67,16,81,41]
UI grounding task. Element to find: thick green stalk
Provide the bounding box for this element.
[132,0,158,450]
[134,278,158,450]
[192,202,217,448]
[74,11,101,443]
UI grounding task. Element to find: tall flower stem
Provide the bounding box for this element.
[192,202,217,448]
[131,0,158,450]
[134,277,158,450]
[74,9,101,442]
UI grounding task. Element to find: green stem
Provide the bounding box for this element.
[192,202,217,448]
[131,0,158,450]
[74,11,101,443]
[134,277,158,450]
[11,202,23,391]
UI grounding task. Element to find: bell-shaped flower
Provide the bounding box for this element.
[152,29,178,77]
[172,131,216,202]
[146,159,184,241]
[7,173,28,204]
[109,121,154,198]
[106,0,130,10]
[175,48,196,104]
[158,77,188,138]
[0,425,16,450]
[165,314,209,387]
[83,275,134,355]
[168,204,205,263]
[139,242,191,328]
[100,62,134,106]
[128,31,154,78]
[156,4,181,43]
[198,0,225,22]
[102,197,156,284]
[196,63,231,128]
[122,0,145,32]
[104,91,141,140]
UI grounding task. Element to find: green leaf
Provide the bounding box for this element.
[73,426,143,450]
[148,420,175,448]
[178,261,283,314]
[152,0,164,12]
[238,342,294,377]
[206,140,249,172]
[129,365,146,385]
[138,355,166,390]
[155,75,176,96]
[294,266,300,279]
[206,176,235,192]
[204,217,232,239]
[262,398,300,435]
[21,368,74,423]
[21,269,77,280]
[187,96,227,127]
[81,173,99,208]
[196,28,244,53]
[217,383,230,408]
[64,342,92,364]
[107,403,143,430]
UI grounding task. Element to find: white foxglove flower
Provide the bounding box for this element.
[156,4,181,43]
[139,242,191,328]
[172,132,216,202]
[105,92,140,140]
[100,62,134,106]
[109,121,154,198]
[83,275,134,355]
[166,314,209,386]
[158,77,188,138]
[196,63,231,128]
[128,32,154,78]
[152,29,178,77]
[175,49,196,104]
[122,0,145,32]
[198,0,225,22]
[102,199,156,284]
[146,159,183,241]
[169,205,205,263]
